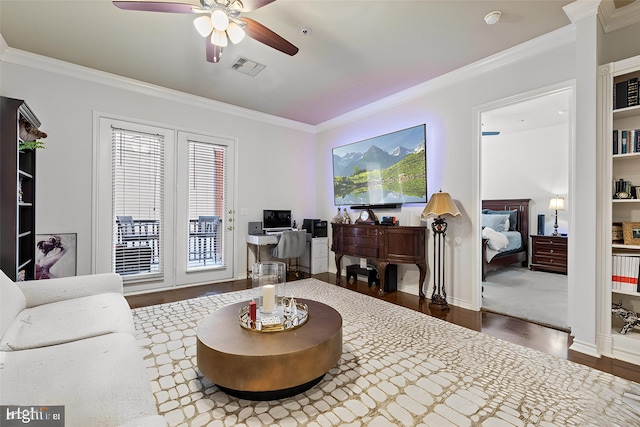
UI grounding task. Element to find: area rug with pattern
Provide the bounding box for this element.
[132,278,640,426]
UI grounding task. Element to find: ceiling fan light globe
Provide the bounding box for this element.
[227,22,245,44]
[193,16,214,37]
[211,30,228,47]
[211,9,229,31]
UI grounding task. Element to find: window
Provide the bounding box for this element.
[187,140,226,268]
[111,126,164,278]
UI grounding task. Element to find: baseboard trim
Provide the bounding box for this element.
[569,340,600,358]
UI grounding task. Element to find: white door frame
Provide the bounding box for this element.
[471,80,576,331]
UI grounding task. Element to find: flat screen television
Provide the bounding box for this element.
[262,209,292,231]
[332,124,427,207]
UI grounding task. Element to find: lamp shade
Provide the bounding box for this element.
[421,191,461,219]
[548,196,565,211]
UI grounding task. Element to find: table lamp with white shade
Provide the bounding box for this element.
[548,196,565,236]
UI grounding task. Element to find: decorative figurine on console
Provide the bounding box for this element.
[332,208,343,224]
[612,301,640,334]
[342,208,352,224]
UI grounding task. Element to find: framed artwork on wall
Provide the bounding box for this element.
[35,233,77,280]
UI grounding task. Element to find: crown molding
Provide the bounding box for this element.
[0,35,315,134]
[563,0,601,24]
[316,25,576,132]
[598,0,640,32]
[1,25,578,136]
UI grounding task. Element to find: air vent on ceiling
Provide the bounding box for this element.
[231,57,266,77]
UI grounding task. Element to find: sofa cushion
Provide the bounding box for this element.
[0,333,164,426]
[18,272,123,308]
[0,292,135,351]
[0,270,26,339]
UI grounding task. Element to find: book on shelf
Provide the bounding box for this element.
[614,77,640,109]
[613,178,635,198]
[615,80,629,109]
[612,254,640,293]
[629,77,639,107]
[613,129,640,154]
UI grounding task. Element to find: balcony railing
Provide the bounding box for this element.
[114,218,221,275]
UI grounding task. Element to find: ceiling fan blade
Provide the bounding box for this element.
[239,0,276,12]
[113,1,195,13]
[206,40,224,63]
[239,17,298,56]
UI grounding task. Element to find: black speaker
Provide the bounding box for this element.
[537,214,545,235]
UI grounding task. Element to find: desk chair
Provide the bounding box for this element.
[198,215,219,264]
[269,230,307,278]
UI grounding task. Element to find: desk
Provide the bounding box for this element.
[331,223,428,298]
[246,234,279,276]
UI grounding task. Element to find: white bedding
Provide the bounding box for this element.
[483,228,523,262]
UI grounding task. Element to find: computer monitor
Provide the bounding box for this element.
[263,210,292,232]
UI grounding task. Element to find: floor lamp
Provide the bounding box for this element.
[548,196,565,236]
[421,190,461,311]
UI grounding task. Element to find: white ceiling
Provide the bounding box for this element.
[0,1,637,126]
[482,89,572,136]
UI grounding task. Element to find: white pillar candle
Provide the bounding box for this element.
[262,284,275,313]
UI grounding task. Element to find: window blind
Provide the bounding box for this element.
[111,126,164,278]
[188,140,226,268]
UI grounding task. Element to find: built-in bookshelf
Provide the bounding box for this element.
[0,97,41,281]
[600,54,640,365]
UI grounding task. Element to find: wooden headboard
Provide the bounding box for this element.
[482,198,530,254]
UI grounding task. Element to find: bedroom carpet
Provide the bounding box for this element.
[132,278,639,427]
[482,267,569,331]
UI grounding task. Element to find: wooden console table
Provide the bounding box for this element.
[331,223,428,298]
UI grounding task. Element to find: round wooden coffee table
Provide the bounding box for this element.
[197,298,342,400]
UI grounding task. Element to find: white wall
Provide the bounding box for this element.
[0,54,317,281]
[481,124,570,237]
[0,29,577,306]
[315,33,577,309]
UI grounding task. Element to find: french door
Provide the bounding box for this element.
[94,117,235,292]
[175,131,235,286]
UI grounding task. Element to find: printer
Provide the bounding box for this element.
[302,219,328,238]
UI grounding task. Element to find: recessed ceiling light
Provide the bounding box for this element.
[484,11,502,25]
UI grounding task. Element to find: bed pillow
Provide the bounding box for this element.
[482,209,518,231]
[481,213,510,232]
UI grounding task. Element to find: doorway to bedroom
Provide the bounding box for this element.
[479,87,572,331]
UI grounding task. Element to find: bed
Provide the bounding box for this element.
[481,199,530,281]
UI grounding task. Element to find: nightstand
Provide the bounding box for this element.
[530,235,567,274]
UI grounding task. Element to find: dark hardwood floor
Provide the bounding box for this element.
[125,272,640,384]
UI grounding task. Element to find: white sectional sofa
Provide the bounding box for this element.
[0,270,166,427]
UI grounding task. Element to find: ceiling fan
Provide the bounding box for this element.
[113,0,299,63]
